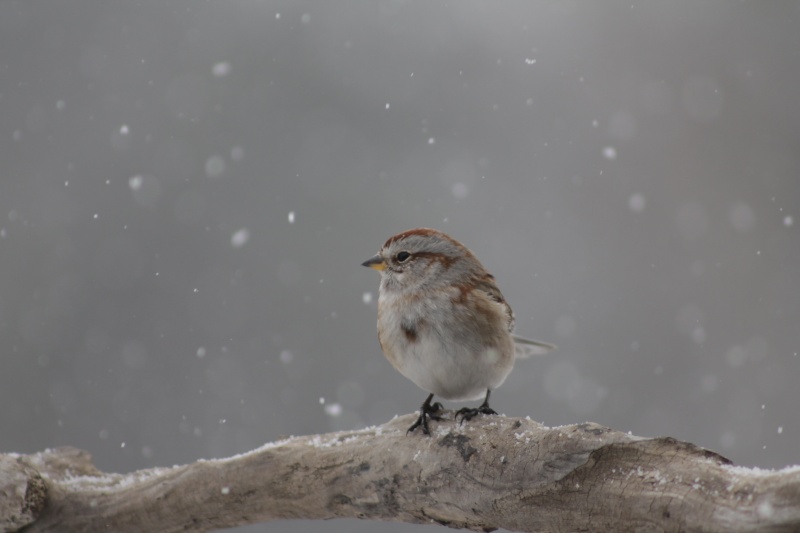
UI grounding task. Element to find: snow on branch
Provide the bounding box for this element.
[2,413,799,532]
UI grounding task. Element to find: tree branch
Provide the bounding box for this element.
[3,413,799,532]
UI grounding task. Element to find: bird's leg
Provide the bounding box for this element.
[406,393,444,435]
[456,389,498,424]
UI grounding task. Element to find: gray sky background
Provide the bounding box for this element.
[1,2,799,532]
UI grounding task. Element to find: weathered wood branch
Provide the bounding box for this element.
[2,413,799,532]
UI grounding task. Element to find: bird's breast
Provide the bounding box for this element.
[376,289,515,401]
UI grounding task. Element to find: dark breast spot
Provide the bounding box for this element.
[401,319,418,342]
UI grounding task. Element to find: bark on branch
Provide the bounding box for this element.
[2,413,799,532]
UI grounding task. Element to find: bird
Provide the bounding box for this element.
[362,228,555,435]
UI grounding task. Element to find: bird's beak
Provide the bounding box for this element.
[361,254,386,271]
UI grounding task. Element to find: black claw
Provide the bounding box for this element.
[407,393,444,435]
[455,404,497,424]
[455,389,498,425]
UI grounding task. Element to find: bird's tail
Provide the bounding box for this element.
[513,334,557,359]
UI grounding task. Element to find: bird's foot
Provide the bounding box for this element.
[407,401,444,435]
[455,403,497,424]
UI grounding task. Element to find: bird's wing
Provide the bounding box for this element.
[513,334,557,358]
[474,274,556,358]
[473,274,516,332]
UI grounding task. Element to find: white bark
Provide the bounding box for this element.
[2,413,799,532]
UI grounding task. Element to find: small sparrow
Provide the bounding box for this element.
[362,228,555,435]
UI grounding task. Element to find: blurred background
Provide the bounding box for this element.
[1,1,798,531]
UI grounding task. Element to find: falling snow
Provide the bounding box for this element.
[757,500,774,519]
[629,193,646,212]
[729,202,756,232]
[727,345,747,367]
[288,211,295,224]
[212,62,231,77]
[205,155,226,178]
[602,146,617,160]
[451,182,469,200]
[324,403,342,417]
[230,228,250,248]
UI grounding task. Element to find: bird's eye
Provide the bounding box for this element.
[395,251,411,263]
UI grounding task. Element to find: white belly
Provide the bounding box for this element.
[377,287,516,401]
[398,335,513,401]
